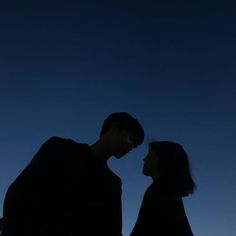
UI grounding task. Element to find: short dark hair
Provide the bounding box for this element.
[100,112,144,147]
[149,141,196,197]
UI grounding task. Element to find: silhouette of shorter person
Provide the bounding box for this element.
[130,141,196,236]
[3,112,144,236]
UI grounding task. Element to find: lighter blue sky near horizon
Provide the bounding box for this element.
[1,1,236,235]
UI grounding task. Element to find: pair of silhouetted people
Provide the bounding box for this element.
[1,112,195,236]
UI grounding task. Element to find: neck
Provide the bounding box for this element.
[90,137,112,162]
[152,175,159,182]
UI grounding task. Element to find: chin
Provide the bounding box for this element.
[142,168,150,176]
[114,153,123,159]
[115,150,129,159]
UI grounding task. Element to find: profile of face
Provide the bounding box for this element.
[110,129,136,159]
[142,150,159,178]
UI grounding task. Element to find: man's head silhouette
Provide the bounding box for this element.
[91,112,144,160]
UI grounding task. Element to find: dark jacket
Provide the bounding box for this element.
[3,137,122,236]
[0,217,3,234]
[130,182,193,236]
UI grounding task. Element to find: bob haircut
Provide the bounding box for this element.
[100,112,144,147]
[149,141,196,197]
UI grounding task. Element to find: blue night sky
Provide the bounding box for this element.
[0,1,236,235]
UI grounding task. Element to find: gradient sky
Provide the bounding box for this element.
[1,1,236,235]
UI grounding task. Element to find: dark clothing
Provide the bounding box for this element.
[0,217,3,234]
[3,137,122,236]
[130,182,193,236]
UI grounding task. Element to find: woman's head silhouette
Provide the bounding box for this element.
[143,141,196,197]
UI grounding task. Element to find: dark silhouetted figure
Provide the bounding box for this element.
[0,217,3,235]
[130,141,196,236]
[3,112,144,236]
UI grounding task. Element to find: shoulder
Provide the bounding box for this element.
[32,137,89,166]
[41,136,88,151]
[42,136,69,146]
[34,137,68,156]
[143,184,182,209]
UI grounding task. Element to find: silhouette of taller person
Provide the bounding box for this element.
[130,141,196,236]
[2,112,144,236]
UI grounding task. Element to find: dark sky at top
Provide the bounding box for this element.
[0,1,236,235]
